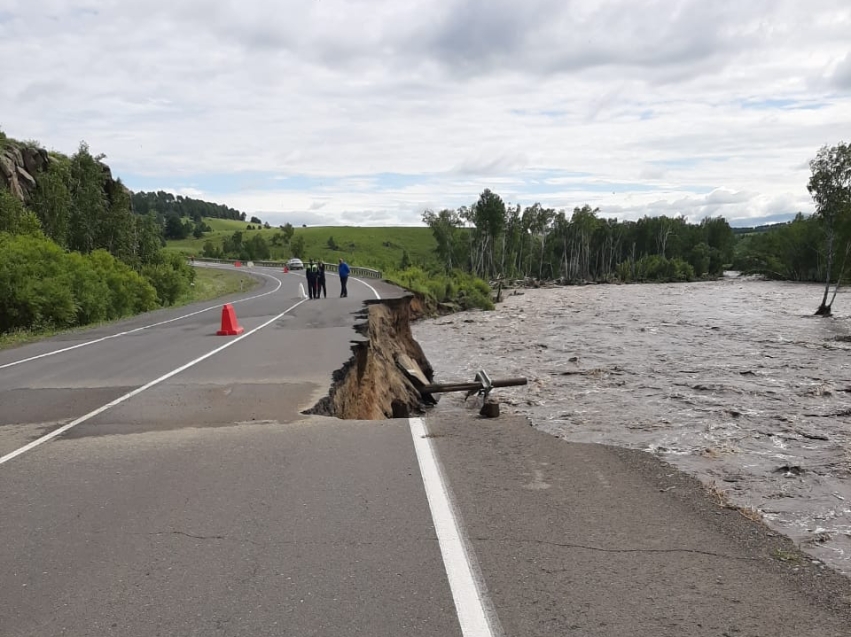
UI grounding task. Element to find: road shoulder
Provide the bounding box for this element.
[426,409,851,636]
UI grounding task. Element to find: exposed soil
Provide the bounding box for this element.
[306,295,436,419]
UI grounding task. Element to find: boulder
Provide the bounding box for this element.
[21,146,48,176]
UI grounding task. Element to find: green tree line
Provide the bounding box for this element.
[423,191,736,284]
[131,190,246,222]
[0,137,196,336]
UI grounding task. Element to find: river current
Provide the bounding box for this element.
[414,276,851,576]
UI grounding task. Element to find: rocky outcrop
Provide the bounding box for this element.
[0,143,50,202]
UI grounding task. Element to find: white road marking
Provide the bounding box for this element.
[351,276,381,299]
[0,269,284,372]
[409,417,500,637]
[0,298,307,466]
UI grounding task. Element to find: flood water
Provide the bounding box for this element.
[414,276,851,576]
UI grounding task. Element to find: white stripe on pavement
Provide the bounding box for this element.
[0,298,307,466]
[409,417,501,637]
[0,269,284,372]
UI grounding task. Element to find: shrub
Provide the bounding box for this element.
[0,233,159,334]
[385,266,494,312]
[141,251,195,306]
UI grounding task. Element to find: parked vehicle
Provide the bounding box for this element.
[287,258,304,270]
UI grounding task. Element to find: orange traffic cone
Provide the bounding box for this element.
[283,265,289,273]
[234,260,242,267]
[217,304,244,336]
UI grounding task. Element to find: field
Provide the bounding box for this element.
[166,219,439,272]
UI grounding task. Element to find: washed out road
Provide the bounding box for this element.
[2,265,851,636]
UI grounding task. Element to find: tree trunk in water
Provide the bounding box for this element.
[817,231,835,316]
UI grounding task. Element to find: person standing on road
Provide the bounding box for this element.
[338,258,350,298]
[317,262,327,299]
[311,262,320,299]
[306,259,316,299]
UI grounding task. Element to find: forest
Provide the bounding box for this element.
[422,195,735,284]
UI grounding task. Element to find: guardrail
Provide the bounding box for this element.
[190,257,383,279]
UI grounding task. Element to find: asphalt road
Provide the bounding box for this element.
[2,264,851,636]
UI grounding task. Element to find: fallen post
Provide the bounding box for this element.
[419,378,528,394]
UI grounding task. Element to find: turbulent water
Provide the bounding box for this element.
[414,276,851,576]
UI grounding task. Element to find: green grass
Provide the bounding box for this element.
[205,217,253,232]
[166,219,439,272]
[0,267,257,351]
[182,266,258,303]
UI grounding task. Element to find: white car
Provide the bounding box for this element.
[287,258,304,270]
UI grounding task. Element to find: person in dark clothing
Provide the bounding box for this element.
[317,262,327,298]
[338,258,350,298]
[306,259,316,299]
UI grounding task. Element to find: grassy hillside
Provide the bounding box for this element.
[167,220,439,272]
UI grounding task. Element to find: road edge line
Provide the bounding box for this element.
[408,417,502,637]
[0,298,307,466]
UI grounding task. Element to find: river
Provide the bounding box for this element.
[413,276,851,576]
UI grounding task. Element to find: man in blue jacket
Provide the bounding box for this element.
[338,258,350,298]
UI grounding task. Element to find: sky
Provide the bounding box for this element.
[1,0,850,228]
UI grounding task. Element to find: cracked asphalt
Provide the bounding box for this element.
[2,265,851,636]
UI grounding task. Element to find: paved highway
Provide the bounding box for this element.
[2,265,851,636]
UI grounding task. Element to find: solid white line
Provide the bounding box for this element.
[352,276,381,300]
[0,298,308,466]
[409,417,499,637]
[0,268,284,372]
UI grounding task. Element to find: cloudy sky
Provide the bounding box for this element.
[1,1,850,227]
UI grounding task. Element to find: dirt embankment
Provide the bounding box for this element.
[307,295,436,419]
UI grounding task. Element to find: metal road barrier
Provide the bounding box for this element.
[189,257,383,279]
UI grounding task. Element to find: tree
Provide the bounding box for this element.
[135,213,164,266]
[68,142,108,253]
[808,142,851,316]
[0,189,42,236]
[399,250,411,270]
[327,235,338,250]
[281,223,294,243]
[164,213,190,240]
[246,234,270,260]
[30,159,72,246]
[464,189,506,278]
[250,216,262,225]
[422,208,465,271]
[291,235,306,259]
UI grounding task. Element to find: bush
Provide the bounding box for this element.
[385,266,494,311]
[141,251,195,306]
[0,189,42,236]
[0,233,159,334]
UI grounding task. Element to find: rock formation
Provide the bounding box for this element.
[0,143,50,201]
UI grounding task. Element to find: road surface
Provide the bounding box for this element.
[2,264,851,636]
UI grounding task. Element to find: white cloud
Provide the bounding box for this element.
[1,0,850,225]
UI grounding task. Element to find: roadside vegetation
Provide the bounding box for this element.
[0,266,255,351]
[0,132,215,342]
[384,267,494,313]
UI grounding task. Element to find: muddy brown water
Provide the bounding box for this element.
[414,276,851,576]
